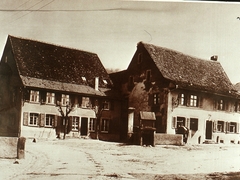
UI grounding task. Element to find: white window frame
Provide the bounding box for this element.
[72,116,79,131]
[190,95,198,107]
[179,93,185,106]
[229,122,237,133]
[217,120,224,132]
[45,114,54,127]
[61,94,69,106]
[30,90,39,103]
[46,92,55,104]
[81,97,90,108]
[101,119,110,133]
[102,100,110,110]
[29,113,39,126]
[89,118,96,132]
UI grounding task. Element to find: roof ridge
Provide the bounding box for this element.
[8,34,98,56]
[139,41,219,63]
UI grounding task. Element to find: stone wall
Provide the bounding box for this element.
[154,133,183,145]
[0,137,18,158]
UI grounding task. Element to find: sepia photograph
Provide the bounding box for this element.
[1,0,240,179]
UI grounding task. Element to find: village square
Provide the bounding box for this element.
[1,1,240,179]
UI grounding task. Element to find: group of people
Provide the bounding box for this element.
[176,123,189,144]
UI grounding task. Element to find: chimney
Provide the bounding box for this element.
[210,55,218,61]
[95,77,99,91]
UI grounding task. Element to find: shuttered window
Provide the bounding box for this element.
[29,113,39,126]
[23,112,28,126]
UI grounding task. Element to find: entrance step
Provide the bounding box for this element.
[203,139,216,144]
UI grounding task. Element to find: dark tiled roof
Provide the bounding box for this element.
[140,42,235,96]
[8,35,112,89]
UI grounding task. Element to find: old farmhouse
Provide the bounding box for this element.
[110,42,240,145]
[0,35,121,143]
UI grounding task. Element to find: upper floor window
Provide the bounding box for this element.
[46,92,55,104]
[82,97,90,108]
[218,99,225,110]
[61,94,69,106]
[29,113,39,126]
[45,114,54,127]
[179,93,186,106]
[30,90,39,102]
[190,95,198,107]
[153,93,160,105]
[72,116,79,131]
[146,70,151,82]
[103,100,110,110]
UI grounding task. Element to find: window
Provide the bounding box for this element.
[190,118,198,131]
[103,100,110,110]
[146,70,151,82]
[29,113,39,126]
[228,122,237,133]
[30,90,39,102]
[89,118,96,131]
[45,114,54,127]
[179,93,186,106]
[217,121,224,132]
[138,53,142,64]
[61,94,69,106]
[153,93,160,105]
[46,92,55,104]
[82,97,90,108]
[101,119,109,132]
[72,116,79,131]
[190,95,198,107]
[218,99,225,110]
[176,117,186,127]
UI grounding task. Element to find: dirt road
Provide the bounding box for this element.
[1,138,240,179]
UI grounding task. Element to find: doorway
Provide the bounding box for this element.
[205,120,212,139]
[80,117,88,136]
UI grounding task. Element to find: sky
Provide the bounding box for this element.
[1,0,240,84]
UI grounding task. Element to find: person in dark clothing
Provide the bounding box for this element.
[176,123,189,144]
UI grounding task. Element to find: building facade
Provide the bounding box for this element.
[110,42,240,145]
[0,35,121,142]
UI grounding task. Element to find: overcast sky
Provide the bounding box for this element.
[1,0,240,84]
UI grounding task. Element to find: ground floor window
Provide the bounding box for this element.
[101,119,109,132]
[29,113,39,126]
[217,121,224,132]
[228,122,237,133]
[177,117,186,127]
[190,118,198,131]
[89,118,96,132]
[72,116,79,131]
[45,114,54,127]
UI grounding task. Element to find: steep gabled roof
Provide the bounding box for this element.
[140,42,235,96]
[5,35,112,95]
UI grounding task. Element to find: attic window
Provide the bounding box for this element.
[82,77,86,81]
[103,79,108,84]
[138,53,143,64]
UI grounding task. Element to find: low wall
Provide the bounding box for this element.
[154,133,183,146]
[0,137,18,158]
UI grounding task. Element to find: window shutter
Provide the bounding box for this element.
[39,113,45,127]
[55,93,61,104]
[186,94,190,107]
[23,112,28,126]
[70,95,75,106]
[53,115,58,128]
[213,99,217,110]
[67,117,73,134]
[24,89,30,101]
[237,123,239,134]
[186,118,190,129]
[148,94,153,106]
[172,117,176,129]
[213,121,217,132]
[225,101,229,111]
[198,96,203,108]
[40,91,46,103]
[226,122,229,133]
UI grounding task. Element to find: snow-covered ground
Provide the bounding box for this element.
[1,138,240,180]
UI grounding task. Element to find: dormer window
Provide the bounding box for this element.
[190,95,198,107]
[103,79,108,85]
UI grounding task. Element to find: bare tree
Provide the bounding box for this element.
[56,101,75,139]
